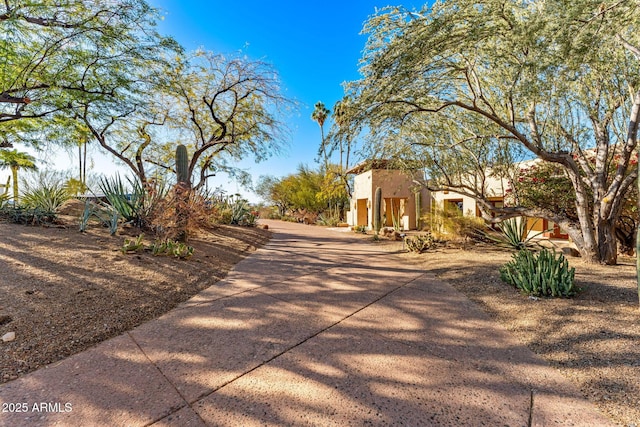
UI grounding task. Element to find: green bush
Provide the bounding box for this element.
[99,174,164,228]
[486,217,548,250]
[499,249,577,297]
[0,206,57,225]
[21,183,70,212]
[405,232,436,253]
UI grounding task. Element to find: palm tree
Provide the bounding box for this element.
[0,149,37,204]
[311,101,330,168]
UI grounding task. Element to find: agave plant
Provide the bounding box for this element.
[486,217,551,250]
[21,183,70,212]
[98,175,167,228]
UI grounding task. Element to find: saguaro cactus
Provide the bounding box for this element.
[373,186,382,233]
[174,144,190,242]
[415,191,422,230]
[175,144,189,185]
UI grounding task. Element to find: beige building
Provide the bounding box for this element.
[346,161,430,231]
[347,160,568,239]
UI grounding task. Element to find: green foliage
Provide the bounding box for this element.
[0,192,8,208]
[121,234,145,254]
[0,0,179,135]
[208,194,258,227]
[0,149,37,203]
[344,0,640,264]
[21,183,70,212]
[316,212,340,227]
[511,163,576,220]
[120,235,194,259]
[150,239,194,259]
[373,187,382,233]
[486,217,548,250]
[64,178,88,197]
[405,233,436,253]
[0,206,56,225]
[499,249,577,298]
[79,200,94,233]
[175,144,189,184]
[98,175,154,228]
[353,225,367,234]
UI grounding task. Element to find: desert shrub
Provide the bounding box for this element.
[0,206,57,225]
[316,212,340,226]
[209,196,258,226]
[485,217,548,250]
[21,182,70,212]
[405,232,436,253]
[99,175,145,227]
[353,225,367,234]
[99,175,168,230]
[423,206,486,242]
[149,187,214,241]
[499,249,577,297]
[78,200,120,235]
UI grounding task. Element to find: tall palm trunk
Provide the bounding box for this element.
[10,166,18,204]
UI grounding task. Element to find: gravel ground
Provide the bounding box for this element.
[0,219,270,383]
[395,243,640,427]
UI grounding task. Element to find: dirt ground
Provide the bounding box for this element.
[0,218,270,385]
[1,220,639,426]
[394,242,640,427]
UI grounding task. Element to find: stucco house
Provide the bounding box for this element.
[345,160,430,231]
[346,159,569,239]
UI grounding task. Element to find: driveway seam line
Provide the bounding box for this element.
[192,272,430,404]
[126,331,208,427]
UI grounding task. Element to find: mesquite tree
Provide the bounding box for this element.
[344,0,640,265]
[0,0,178,146]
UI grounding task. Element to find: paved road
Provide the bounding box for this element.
[0,220,613,426]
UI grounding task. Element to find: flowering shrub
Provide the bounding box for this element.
[510,163,577,220]
[509,156,638,253]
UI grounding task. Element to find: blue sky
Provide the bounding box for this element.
[149,0,415,201]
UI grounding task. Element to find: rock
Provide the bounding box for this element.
[257,224,269,230]
[381,227,395,237]
[561,247,581,257]
[0,315,12,326]
[2,332,15,342]
[391,231,404,241]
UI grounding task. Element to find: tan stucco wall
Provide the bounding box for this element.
[347,169,429,230]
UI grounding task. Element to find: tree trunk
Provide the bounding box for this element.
[82,140,87,188]
[11,166,18,205]
[596,220,618,265]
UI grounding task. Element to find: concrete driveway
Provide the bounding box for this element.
[0,220,613,426]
